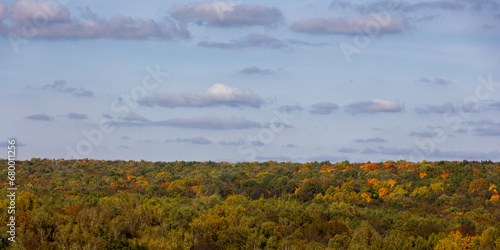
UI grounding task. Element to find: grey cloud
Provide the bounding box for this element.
[155,116,262,130]
[2,0,189,40]
[331,0,498,13]
[42,80,94,97]
[415,102,478,114]
[67,113,88,120]
[138,83,264,108]
[283,143,298,148]
[218,139,246,146]
[171,2,283,27]
[338,147,357,153]
[409,131,437,137]
[309,102,338,115]
[167,136,213,144]
[0,3,7,19]
[291,14,406,35]
[354,137,386,143]
[278,104,304,113]
[198,34,286,49]
[468,120,500,136]
[103,114,112,119]
[239,66,272,74]
[190,136,212,144]
[489,101,500,109]
[417,77,453,85]
[361,146,413,155]
[25,113,54,121]
[346,99,404,114]
[120,136,131,140]
[0,141,27,147]
[122,112,150,122]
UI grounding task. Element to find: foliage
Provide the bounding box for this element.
[0,159,498,249]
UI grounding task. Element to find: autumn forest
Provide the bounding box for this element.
[1,159,499,249]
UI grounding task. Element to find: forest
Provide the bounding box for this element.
[0,159,499,249]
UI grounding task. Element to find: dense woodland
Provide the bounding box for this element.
[0,159,499,249]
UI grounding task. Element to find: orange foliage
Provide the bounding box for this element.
[387,179,397,189]
[367,178,380,186]
[379,187,390,200]
[294,187,301,195]
[127,175,133,180]
[440,171,449,179]
[361,163,379,171]
[490,194,499,201]
[319,166,336,173]
[472,167,480,177]
[419,172,427,178]
[361,193,371,202]
[298,167,310,173]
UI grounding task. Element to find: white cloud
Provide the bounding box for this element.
[2,0,189,40]
[346,99,404,114]
[138,83,264,108]
[171,2,283,27]
[309,102,338,115]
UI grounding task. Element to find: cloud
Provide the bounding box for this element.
[338,147,357,153]
[42,80,93,97]
[409,130,438,137]
[415,102,477,114]
[120,136,131,140]
[155,116,262,130]
[345,99,404,114]
[0,141,27,147]
[330,0,497,13]
[138,83,264,108]
[309,102,338,115]
[353,137,386,143]
[282,143,298,148]
[25,113,54,121]
[278,104,304,113]
[122,112,150,122]
[238,66,272,74]
[218,139,246,146]
[190,136,213,144]
[2,0,189,40]
[468,120,500,136]
[489,101,500,109]
[67,113,88,120]
[171,2,283,27]
[0,2,7,19]
[417,77,453,85]
[361,146,413,155]
[166,136,213,145]
[291,14,406,35]
[198,33,286,49]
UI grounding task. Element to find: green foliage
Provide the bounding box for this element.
[0,159,498,249]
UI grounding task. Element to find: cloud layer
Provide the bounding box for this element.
[138,83,264,108]
[171,2,283,27]
[291,14,406,35]
[309,102,338,114]
[198,34,286,49]
[1,0,189,40]
[346,99,404,114]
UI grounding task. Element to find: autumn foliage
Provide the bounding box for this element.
[0,158,498,249]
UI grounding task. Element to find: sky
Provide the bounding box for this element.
[1,0,500,163]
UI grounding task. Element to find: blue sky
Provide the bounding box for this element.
[1,0,499,162]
